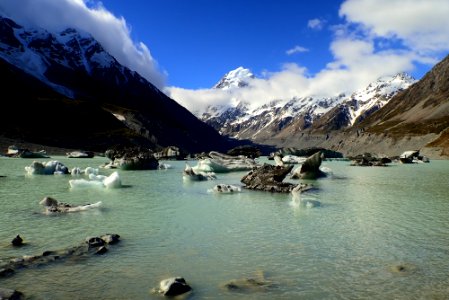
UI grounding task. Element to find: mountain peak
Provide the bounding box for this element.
[213,66,255,90]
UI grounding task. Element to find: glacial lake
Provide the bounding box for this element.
[1,156,449,299]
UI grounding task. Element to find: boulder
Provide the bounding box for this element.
[105,146,158,170]
[158,277,192,296]
[11,235,23,247]
[241,164,310,193]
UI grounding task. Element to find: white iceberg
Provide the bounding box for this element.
[69,171,122,189]
[192,151,257,173]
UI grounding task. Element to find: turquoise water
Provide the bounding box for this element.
[1,156,449,299]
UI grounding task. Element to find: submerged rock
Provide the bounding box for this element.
[222,271,276,293]
[0,287,23,300]
[241,164,310,193]
[389,263,417,275]
[39,196,102,213]
[158,277,192,296]
[0,234,120,278]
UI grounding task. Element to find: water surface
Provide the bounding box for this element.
[0,156,448,299]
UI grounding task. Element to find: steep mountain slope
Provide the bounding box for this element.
[0,16,232,153]
[201,69,415,144]
[358,55,449,136]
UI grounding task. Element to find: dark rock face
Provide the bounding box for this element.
[158,277,192,296]
[227,145,262,158]
[0,16,233,153]
[241,164,310,193]
[105,146,158,170]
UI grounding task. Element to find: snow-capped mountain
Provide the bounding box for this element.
[213,66,254,90]
[0,15,232,153]
[201,70,416,142]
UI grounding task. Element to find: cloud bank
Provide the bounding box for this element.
[169,0,449,115]
[0,0,166,89]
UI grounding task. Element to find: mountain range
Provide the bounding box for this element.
[0,16,238,154]
[200,60,449,157]
[1,13,448,158]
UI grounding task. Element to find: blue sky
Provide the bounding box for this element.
[100,0,343,89]
[1,0,449,112]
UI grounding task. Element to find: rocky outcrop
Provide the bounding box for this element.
[241,164,311,193]
[105,146,158,170]
[0,234,120,278]
[349,153,391,166]
[227,145,262,158]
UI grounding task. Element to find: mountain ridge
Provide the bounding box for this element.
[0,15,241,154]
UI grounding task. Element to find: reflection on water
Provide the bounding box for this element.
[0,157,449,299]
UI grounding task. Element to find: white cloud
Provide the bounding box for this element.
[286,45,309,55]
[0,0,166,89]
[339,0,449,54]
[308,18,325,30]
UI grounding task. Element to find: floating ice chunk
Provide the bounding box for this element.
[84,167,99,176]
[88,173,107,181]
[208,184,242,193]
[71,167,82,176]
[103,171,122,188]
[69,179,105,189]
[25,160,69,175]
[158,163,172,170]
[183,163,216,181]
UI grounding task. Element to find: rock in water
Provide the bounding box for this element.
[11,235,23,247]
[158,277,192,296]
[105,146,158,170]
[241,164,310,193]
[0,288,23,300]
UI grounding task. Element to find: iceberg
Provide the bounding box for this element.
[25,160,69,175]
[69,171,122,189]
[192,151,257,173]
